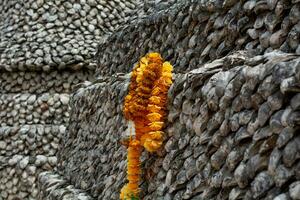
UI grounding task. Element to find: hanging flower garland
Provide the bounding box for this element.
[121,53,173,200]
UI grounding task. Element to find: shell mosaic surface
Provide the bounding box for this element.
[0,0,300,200]
[0,71,94,200]
[0,0,141,71]
[0,0,141,199]
[96,0,300,76]
[57,51,300,200]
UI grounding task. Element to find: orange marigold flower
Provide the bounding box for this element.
[151,87,162,96]
[149,96,161,104]
[147,112,162,122]
[148,104,162,113]
[121,52,173,200]
[137,86,152,93]
[147,52,162,62]
[162,61,173,71]
[143,140,163,152]
[149,122,164,131]
[149,131,164,140]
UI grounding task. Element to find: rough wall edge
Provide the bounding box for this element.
[38,171,93,200]
[95,0,222,52]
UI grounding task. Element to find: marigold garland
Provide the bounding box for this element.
[120,139,141,200]
[121,53,173,200]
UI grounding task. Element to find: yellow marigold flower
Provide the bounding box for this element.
[121,52,173,199]
[162,61,173,72]
[147,112,162,122]
[149,96,161,104]
[148,104,162,113]
[143,139,163,152]
[140,131,163,146]
[151,87,162,96]
[149,121,164,130]
[162,72,173,79]
[125,94,133,100]
[137,86,152,93]
[147,52,162,61]
[149,131,164,140]
[159,78,172,87]
[140,57,148,65]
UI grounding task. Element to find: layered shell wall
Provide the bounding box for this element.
[1,0,300,199]
[58,52,300,199]
[0,0,141,71]
[0,70,94,200]
[96,0,300,76]
[0,0,143,199]
[55,0,300,199]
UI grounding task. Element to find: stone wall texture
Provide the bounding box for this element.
[96,0,300,76]
[0,0,141,71]
[56,51,300,200]
[0,0,138,198]
[0,70,94,200]
[1,0,300,200]
[0,0,149,198]
[53,0,300,199]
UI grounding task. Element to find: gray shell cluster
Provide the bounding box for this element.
[0,93,69,126]
[96,0,300,76]
[0,70,94,94]
[0,0,140,71]
[38,171,92,200]
[0,0,140,199]
[0,70,94,199]
[0,125,63,199]
[53,52,300,200]
[143,0,182,13]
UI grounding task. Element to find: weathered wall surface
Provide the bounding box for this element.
[58,76,128,199]
[0,126,63,199]
[0,0,141,71]
[1,0,300,199]
[0,70,94,200]
[142,0,181,13]
[0,71,94,126]
[38,171,93,200]
[41,0,300,199]
[96,0,300,76]
[0,0,144,199]
[55,52,300,200]
[0,71,94,94]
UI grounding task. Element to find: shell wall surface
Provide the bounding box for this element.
[46,0,300,199]
[0,0,143,199]
[0,70,94,200]
[96,0,300,76]
[57,52,300,200]
[0,0,141,71]
[1,0,300,199]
